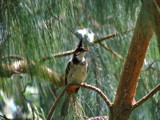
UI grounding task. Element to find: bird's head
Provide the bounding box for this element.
[74,39,88,60]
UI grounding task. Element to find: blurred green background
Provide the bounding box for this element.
[0,0,160,120]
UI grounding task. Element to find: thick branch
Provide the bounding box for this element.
[114,7,153,107]
[1,60,65,86]
[131,0,160,111]
[111,2,154,120]
[47,82,112,120]
[132,82,160,110]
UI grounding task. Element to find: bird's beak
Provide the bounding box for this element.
[82,47,88,52]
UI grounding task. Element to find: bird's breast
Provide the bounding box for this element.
[67,62,87,83]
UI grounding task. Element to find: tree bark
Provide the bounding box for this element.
[110,1,154,120]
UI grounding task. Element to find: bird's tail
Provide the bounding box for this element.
[61,95,71,116]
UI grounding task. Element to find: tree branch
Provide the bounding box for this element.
[39,49,75,62]
[99,42,124,60]
[1,60,65,86]
[132,82,160,110]
[39,29,132,62]
[141,80,157,104]
[2,55,24,61]
[92,29,133,43]
[111,1,154,119]
[131,0,160,110]
[47,82,112,120]
[142,60,158,71]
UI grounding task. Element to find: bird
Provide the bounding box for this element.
[61,39,88,116]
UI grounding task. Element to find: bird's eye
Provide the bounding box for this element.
[75,50,79,53]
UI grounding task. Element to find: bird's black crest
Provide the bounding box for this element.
[77,39,83,48]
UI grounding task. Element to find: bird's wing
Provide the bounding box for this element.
[65,60,72,85]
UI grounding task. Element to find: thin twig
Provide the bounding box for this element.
[49,87,57,100]
[141,80,157,104]
[39,29,133,61]
[142,60,160,71]
[39,49,75,62]
[132,82,160,110]
[142,61,155,71]
[46,82,112,120]
[2,55,24,61]
[92,29,133,43]
[99,42,124,60]
[41,41,124,62]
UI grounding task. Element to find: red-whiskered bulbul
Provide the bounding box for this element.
[61,39,88,116]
